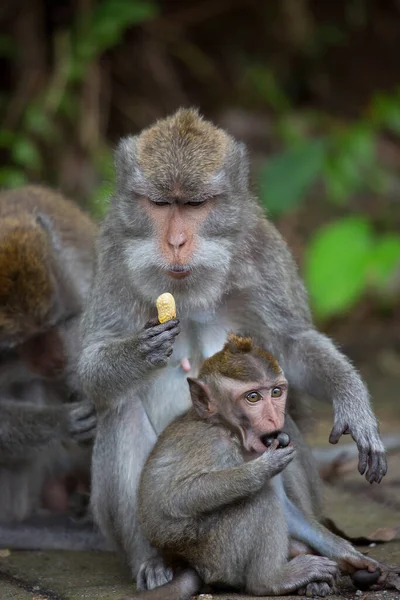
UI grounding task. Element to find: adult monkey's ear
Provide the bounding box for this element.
[187,378,216,419]
[114,135,143,195]
[36,210,81,318]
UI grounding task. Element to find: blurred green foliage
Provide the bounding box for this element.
[71,0,157,81]
[0,0,399,323]
[259,139,327,217]
[304,217,400,319]
[0,0,158,214]
[257,86,400,320]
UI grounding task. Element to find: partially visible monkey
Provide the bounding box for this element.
[0,185,105,549]
[78,108,386,588]
[127,334,380,600]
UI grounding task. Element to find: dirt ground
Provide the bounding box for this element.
[0,367,399,600]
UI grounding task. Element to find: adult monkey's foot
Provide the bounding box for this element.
[136,556,173,591]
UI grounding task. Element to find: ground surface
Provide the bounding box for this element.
[1,368,399,600]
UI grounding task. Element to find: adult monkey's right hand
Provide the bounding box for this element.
[139,319,180,368]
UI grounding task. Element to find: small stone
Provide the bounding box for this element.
[0,549,10,557]
[369,542,377,548]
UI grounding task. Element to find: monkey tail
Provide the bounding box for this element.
[123,568,202,600]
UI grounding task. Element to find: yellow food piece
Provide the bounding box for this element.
[156,293,176,323]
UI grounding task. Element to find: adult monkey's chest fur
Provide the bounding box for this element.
[142,309,237,434]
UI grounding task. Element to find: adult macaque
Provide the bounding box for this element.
[128,335,381,600]
[78,108,386,588]
[0,185,102,549]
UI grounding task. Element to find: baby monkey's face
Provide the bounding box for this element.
[188,333,289,455]
[188,372,289,456]
[223,375,289,455]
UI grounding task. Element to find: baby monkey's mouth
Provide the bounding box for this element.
[241,428,291,455]
[260,430,291,449]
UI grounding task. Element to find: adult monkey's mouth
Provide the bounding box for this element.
[167,265,192,279]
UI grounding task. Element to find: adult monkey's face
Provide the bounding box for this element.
[112,108,254,310]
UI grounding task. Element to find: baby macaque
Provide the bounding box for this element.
[129,334,381,599]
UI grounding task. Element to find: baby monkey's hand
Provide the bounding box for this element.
[259,441,296,477]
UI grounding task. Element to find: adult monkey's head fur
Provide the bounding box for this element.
[111,108,262,310]
[0,207,80,350]
[0,221,53,345]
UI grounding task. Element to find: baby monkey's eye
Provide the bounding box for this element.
[246,391,262,403]
[271,387,282,398]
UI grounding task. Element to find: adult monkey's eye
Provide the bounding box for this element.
[186,200,207,207]
[151,200,170,207]
[271,387,282,398]
[246,391,262,403]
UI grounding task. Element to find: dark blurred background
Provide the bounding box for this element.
[0,0,400,427]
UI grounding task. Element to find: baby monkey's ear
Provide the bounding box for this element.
[187,378,216,419]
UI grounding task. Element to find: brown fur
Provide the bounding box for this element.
[0,185,96,339]
[136,108,230,194]
[134,344,345,599]
[200,333,281,382]
[0,185,96,244]
[0,222,52,332]
[0,185,99,540]
[79,107,386,591]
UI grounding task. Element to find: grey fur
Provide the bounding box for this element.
[0,186,99,546]
[136,408,370,597]
[134,396,380,599]
[0,513,111,551]
[78,109,386,587]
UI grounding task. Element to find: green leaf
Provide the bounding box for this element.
[89,181,113,219]
[94,147,115,180]
[344,124,375,166]
[367,235,400,287]
[12,138,42,171]
[258,139,327,217]
[304,216,373,319]
[24,106,55,139]
[0,130,16,148]
[0,35,14,58]
[74,0,158,67]
[0,168,28,188]
[371,93,400,135]
[323,159,351,205]
[246,65,290,112]
[94,0,157,26]
[324,124,377,204]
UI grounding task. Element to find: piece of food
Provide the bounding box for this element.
[261,434,275,448]
[351,568,381,591]
[277,432,290,448]
[261,431,291,449]
[156,293,176,323]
